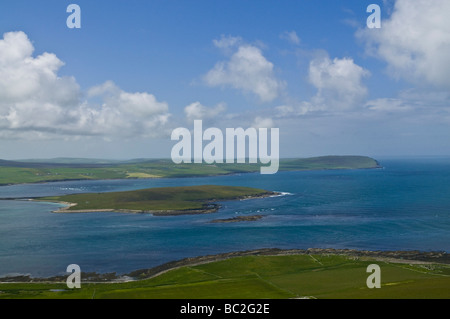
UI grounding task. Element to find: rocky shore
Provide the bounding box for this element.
[2,248,448,283]
[50,203,221,216]
[210,215,264,223]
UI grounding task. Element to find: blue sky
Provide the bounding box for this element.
[0,0,449,159]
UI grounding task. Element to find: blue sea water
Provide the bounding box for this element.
[0,158,449,277]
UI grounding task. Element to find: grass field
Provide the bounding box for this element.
[0,156,380,185]
[39,185,274,213]
[1,254,448,299]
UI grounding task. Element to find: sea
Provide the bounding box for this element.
[0,157,449,278]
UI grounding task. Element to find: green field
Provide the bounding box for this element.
[0,156,380,185]
[1,254,448,299]
[39,185,274,213]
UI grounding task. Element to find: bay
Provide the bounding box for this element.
[0,157,449,278]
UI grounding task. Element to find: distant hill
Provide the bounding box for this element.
[0,156,381,185]
[16,158,122,165]
[280,156,381,171]
[0,158,114,168]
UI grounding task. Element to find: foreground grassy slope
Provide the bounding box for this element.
[40,185,274,213]
[1,254,448,299]
[0,156,380,185]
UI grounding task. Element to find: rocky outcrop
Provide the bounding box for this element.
[210,215,264,223]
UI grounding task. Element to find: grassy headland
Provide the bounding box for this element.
[0,249,448,299]
[39,185,276,215]
[0,156,381,185]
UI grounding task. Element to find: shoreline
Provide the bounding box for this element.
[0,165,383,187]
[1,247,448,283]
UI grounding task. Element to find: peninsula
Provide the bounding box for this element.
[0,155,381,185]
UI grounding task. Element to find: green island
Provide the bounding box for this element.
[38,185,276,215]
[0,155,380,185]
[0,249,449,299]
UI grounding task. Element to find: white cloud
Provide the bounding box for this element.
[86,81,170,137]
[267,54,370,120]
[0,32,80,107]
[358,0,450,88]
[274,103,311,118]
[365,98,413,113]
[0,31,171,139]
[213,35,242,50]
[252,116,274,129]
[184,101,226,122]
[364,88,450,116]
[204,37,285,102]
[308,56,370,110]
[280,31,300,45]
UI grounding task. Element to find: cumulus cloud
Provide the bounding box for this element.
[358,0,450,88]
[184,101,226,122]
[85,81,170,137]
[268,54,370,119]
[0,31,170,139]
[204,36,285,103]
[308,55,370,110]
[0,32,81,134]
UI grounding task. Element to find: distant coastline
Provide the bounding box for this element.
[0,156,381,186]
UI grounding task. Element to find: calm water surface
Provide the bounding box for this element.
[0,158,449,277]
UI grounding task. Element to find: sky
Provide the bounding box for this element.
[0,0,449,160]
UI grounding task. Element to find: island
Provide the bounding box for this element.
[37,185,277,215]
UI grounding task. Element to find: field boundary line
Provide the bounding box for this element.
[186,266,223,279]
